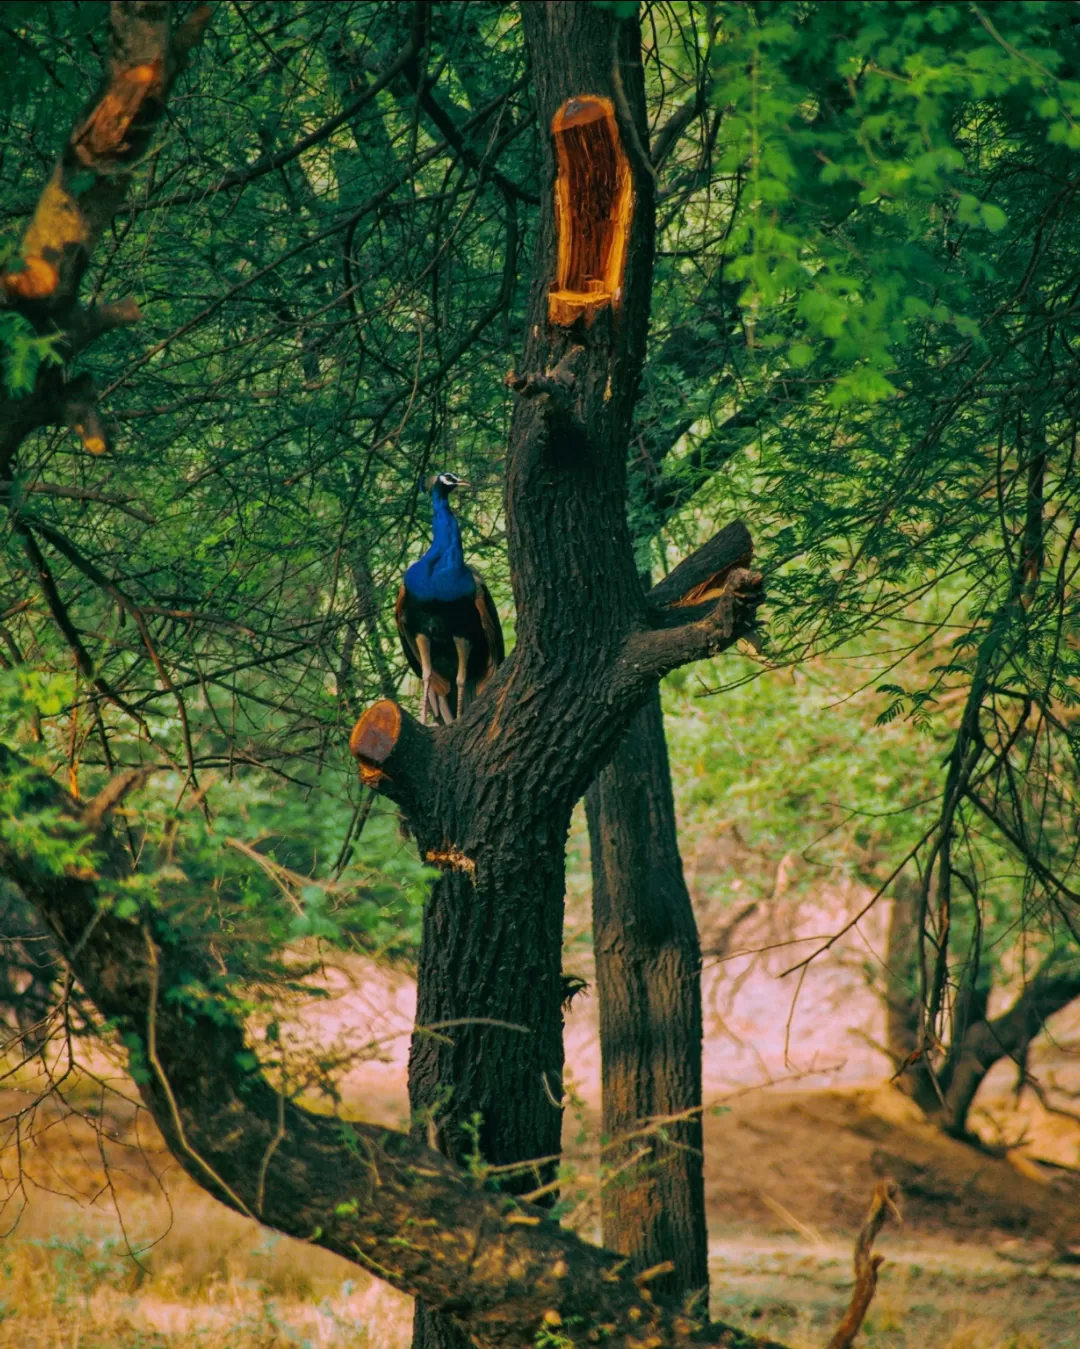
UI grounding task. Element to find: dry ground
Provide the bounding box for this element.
[2,1076,1079,1349]
[4,873,1080,1347]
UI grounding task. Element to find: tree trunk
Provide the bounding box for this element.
[883,874,939,1112]
[885,883,1080,1136]
[932,968,1080,1137]
[406,7,658,1346]
[586,684,708,1306]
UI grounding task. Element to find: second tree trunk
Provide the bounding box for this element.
[586,684,709,1305]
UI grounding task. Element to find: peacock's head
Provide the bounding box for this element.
[429,471,470,495]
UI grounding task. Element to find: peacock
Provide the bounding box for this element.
[395,472,504,725]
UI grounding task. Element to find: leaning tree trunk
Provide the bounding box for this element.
[885,882,1080,1136]
[585,685,709,1306]
[344,9,760,1348]
[932,967,1080,1137]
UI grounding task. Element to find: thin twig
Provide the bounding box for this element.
[255,1084,287,1218]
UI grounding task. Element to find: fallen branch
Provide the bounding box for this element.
[826,1180,901,1349]
[0,739,794,1349]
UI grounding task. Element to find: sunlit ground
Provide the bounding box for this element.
[4,828,1079,1347]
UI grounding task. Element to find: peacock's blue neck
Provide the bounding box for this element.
[404,487,475,603]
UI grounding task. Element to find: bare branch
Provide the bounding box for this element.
[145,29,420,211]
[25,481,157,525]
[400,34,538,206]
[650,94,701,170]
[81,768,157,834]
[13,518,146,730]
[826,1180,901,1349]
[613,565,764,695]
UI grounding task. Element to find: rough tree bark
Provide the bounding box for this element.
[342,8,762,1347]
[585,686,709,1306]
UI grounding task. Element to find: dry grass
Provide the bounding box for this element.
[6,1099,1079,1349]
[3,1026,1080,1349]
[0,1080,412,1348]
[3,1182,414,1347]
[709,1236,1079,1349]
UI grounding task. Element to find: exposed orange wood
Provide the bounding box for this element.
[671,568,744,607]
[425,847,477,876]
[549,95,633,327]
[75,427,107,456]
[349,700,402,785]
[73,58,165,163]
[1,255,59,300]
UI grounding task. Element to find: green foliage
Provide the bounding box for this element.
[708,1,1080,387]
[0,312,64,397]
[0,3,106,122]
[593,1,640,18]
[0,0,1077,1073]
[664,644,935,899]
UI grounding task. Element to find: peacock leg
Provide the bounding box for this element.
[436,692,452,723]
[453,637,471,721]
[416,634,433,727]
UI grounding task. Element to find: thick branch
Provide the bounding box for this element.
[0,743,787,1349]
[54,371,111,455]
[348,698,437,818]
[65,297,143,356]
[0,4,210,473]
[646,521,753,611]
[612,561,763,699]
[650,93,702,171]
[1,2,210,308]
[937,966,1080,1133]
[24,481,157,525]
